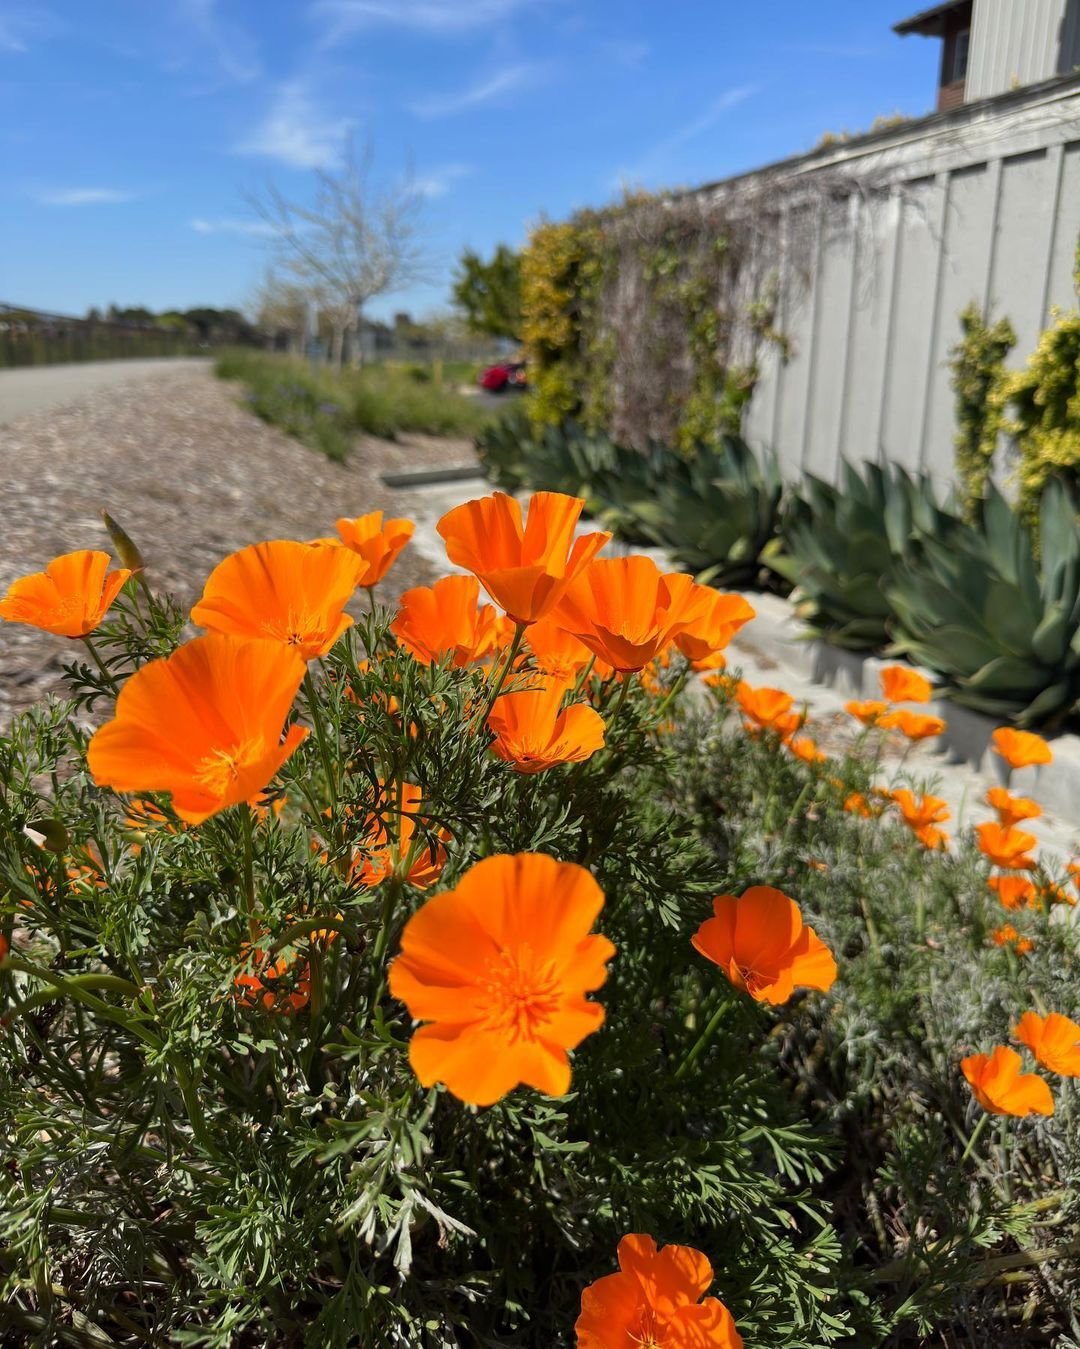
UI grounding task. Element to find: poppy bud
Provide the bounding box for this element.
[101,510,146,575]
[25,818,70,854]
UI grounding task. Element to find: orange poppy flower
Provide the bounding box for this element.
[0,549,131,637]
[552,556,700,674]
[1014,1011,1080,1077]
[788,735,825,763]
[525,617,612,682]
[391,575,503,668]
[191,540,366,661]
[575,1233,744,1349]
[891,788,950,833]
[736,683,802,740]
[845,699,888,726]
[388,852,614,1107]
[985,787,1041,830]
[670,588,756,663]
[844,791,883,818]
[992,727,1053,770]
[1040,880,1077,908]
[87,634,308,825]
[878,710,946,741]
[987,875,1038,910]
[990,923,1034,955]
[488,680,606,774]
[961,1045,1053,1117]
[334,511,414,587]
[350,783,448,889]
[976,822,1038,871]
[691,885,837,1005]
[879,665,933,703]
[437,491,609,626]
[234,942,312,1015]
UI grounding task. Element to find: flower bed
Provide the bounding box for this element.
[1,494,1078,1346]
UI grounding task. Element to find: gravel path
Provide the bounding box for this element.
[0,366,475,724]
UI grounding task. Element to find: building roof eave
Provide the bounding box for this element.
[893,0,968,37]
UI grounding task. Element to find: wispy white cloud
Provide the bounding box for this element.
[409,62,548,118]
[191,216,279,237]
[234,81,353,169]
[175,0,261,84]
[602,38,648,70]
[0,2,61,52]
[35,187,137,206]
[613,84,759,186]
[314,0,538,43]
[412,162,473,198]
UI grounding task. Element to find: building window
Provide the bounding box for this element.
[953,28,970,81]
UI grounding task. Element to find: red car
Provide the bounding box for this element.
[478,360,527,392]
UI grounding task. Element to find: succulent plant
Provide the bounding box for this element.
[887,478,1080,726]
[767,462,959,651]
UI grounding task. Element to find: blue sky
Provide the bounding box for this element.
[0,0,942,320]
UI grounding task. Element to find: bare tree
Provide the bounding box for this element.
[251,270,316,355]
[249,137,426,369]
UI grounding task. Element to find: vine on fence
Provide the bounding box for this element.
[949,303,1016,517]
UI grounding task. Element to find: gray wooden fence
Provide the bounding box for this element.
[733,74,1080,485]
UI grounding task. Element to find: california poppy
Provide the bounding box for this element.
[87,634,308,825]
[350,782,448,889]
[524,616,611,682]
[389,852,614,1107]
[736,683,802,740]
[691,885,836,1005]
[891,789,950,834]
[878,710,946,741]
[879,665,933,703]
[670,587,756,663]
[976,822,1038,870]
[0,549,131,637]
[961,1045,1053,1117]
[234,942,312,1015]
[391,574,503,668]
[845,699,888,727]
[844,792,883,818]
[332,510,414,588]
[788,735,825,763]
[575,1233,743,1349]
[488,680,605,774]
[1014,1011,1080,1077]
[191,540,365,661]
[985,786,1041,829]
[437,491,609,625]
[552,556,701,674]
[990,923,1034,955]
[992,727,1053,770]
[987,875,1038,910]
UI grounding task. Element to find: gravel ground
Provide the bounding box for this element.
[0,367,476,724]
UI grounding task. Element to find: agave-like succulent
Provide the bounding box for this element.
[767,462,959,651]
[887,478,1080,726]
[623,437,785,586]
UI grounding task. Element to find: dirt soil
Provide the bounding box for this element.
[0,366,475,724]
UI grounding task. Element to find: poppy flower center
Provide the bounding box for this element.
[479,945,560,1042]
[194,740,260,797]
[261,612,325,649]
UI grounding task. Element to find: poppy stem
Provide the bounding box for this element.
[304,670,339,814]
[960,1109,991,1165]
[608,674,633,732]
[240,804,258,940]
[673,991,729,1082]
[80,633,120,697]
[481,622,526,723]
